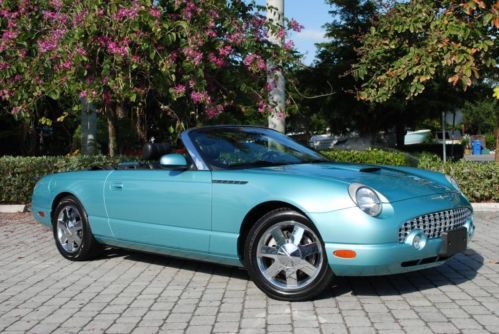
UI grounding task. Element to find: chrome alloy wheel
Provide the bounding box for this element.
[256,221,324,291]
[56,205,83,253]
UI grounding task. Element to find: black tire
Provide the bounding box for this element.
[52,195,102,261]
[244,208,333,301]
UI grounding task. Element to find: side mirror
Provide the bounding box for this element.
[159,154,188,169]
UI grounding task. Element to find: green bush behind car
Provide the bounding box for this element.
[0,151,497,203]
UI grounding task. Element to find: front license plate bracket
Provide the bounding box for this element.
[439,227,467,258]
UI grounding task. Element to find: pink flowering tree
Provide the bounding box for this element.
[1,0,301,156]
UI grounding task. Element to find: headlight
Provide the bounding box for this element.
[445,175,461,192]
[348,184,382,216]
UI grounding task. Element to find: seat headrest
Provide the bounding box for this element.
[142,143,171,160]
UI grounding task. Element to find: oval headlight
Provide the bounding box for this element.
[349,184,382,217]
[445,175,461,192]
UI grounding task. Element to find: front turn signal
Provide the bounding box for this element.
[333,250,357,259]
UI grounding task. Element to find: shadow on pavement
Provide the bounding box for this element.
[99,246,483,300]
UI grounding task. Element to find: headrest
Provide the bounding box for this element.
[142,142,171,160]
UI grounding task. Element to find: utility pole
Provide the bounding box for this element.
[266,0,285,133]
[442,111,446,163]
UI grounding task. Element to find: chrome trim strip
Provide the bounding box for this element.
[180,129,209,171]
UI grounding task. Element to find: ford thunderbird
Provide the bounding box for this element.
[32,126,474,300]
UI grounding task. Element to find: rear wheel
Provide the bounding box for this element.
[244,208,333,301]
[52,195,102,260]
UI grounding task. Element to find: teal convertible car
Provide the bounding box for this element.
[32,126,474,300]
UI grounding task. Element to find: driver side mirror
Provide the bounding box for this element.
[159,154,188,169]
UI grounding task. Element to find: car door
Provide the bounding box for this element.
[104,168,212,252]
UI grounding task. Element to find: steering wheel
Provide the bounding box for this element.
[262,150,281,162]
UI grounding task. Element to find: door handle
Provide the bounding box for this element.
[110,183,123,191]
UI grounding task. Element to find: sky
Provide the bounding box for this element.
[255,0,333,65]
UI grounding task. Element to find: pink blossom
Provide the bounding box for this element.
[265,82,274,92]
[275,28,286,40]
[79,90,87,98]
[0,62,9,70]
[206,104,224,119]
[284,40,295,50]
[102,76,109,84]
[257,101,268,113]
[12,107,20,114]
[2,30,18,41]
[219,45,232,57]
[76,47,86,56]
[183,47,202,65]
[107,41,128,56]
[208,53,224,68]
[190,91,210,104]
[150,7,161,18]
[243,54,255,67]
[173,84,186,95]
[289,19,304,32]
[50,0,63,9]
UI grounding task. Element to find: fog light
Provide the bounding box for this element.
[405,229,427,250]
[464,220,475,240]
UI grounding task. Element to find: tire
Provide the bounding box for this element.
[52,195,102,261]
[244,208,333,301]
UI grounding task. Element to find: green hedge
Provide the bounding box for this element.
[321,148,417,167]
[418,154,499,202]
[0,155,128,204]
[323,150,498,203]
[0,151,497,203]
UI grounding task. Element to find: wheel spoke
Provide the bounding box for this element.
[264,261,282,278]
[271,228,286,246]
[298,243,319,257]
[258,245,278,259]
[285,269,298,286]
[297,259,317,277]
[291,225,305,245]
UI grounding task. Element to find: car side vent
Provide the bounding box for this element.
[212,180,248,185]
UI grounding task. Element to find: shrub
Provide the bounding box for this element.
[320,148,417,167]
[0,155,129,204]
[0,152,496,204]
[418,154,499,202]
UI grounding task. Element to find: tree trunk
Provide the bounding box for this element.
[81,98,97,155]
[135,107,147,143]
[106,105,118,157]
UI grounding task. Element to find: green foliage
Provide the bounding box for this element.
[0,155,130,203]
[353,0,498,103]
[461,98,498,134]
[418,154,499,202]
[320,148,416,166]
[0,152,496,204]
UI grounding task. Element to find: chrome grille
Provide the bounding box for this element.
[398,208,471,243]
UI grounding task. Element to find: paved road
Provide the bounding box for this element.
[0,212,498,334]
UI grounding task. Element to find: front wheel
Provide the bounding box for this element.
[244,208,333,301]
[52,195,102,261]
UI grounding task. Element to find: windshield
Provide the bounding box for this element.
[188,127,328,169]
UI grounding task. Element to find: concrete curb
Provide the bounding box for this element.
[472,203,499,212]
[0,205,27,213]
[0,203,498,213]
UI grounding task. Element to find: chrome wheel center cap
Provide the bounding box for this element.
[278,243,301,267]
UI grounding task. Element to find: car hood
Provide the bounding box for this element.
[246,163,454,202]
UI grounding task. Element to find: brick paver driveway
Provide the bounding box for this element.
[0,212,498,334]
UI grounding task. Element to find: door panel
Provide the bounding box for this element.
[104,170,212,252]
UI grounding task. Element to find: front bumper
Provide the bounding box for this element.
[325,238,454,276]
[308,192,473,276]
